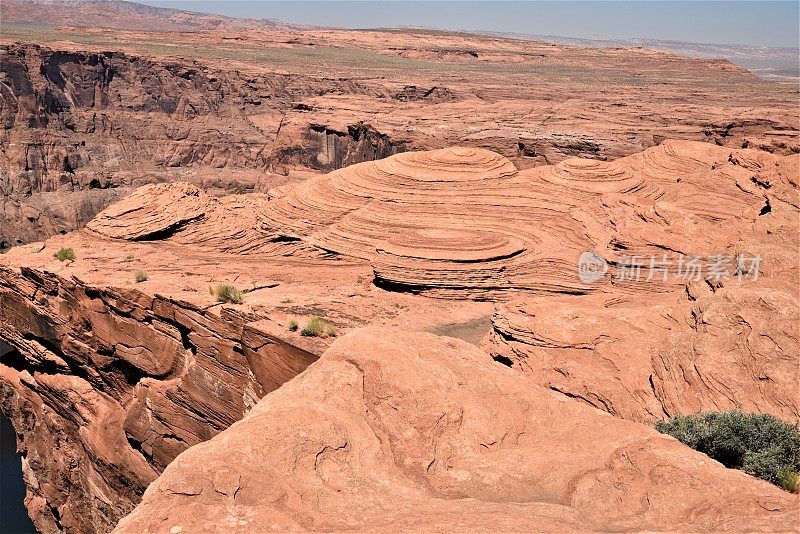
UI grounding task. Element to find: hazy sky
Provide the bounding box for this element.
[138,1,800,48]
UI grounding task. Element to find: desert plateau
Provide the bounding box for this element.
[0,1,798,533]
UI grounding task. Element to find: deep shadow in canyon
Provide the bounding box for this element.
[0,341,35,534]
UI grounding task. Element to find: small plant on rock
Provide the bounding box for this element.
[31,244,44,253]
[134,270,149,283]
[325,322,337,337]
[212,283,244,304]
[54,248,75,261]
[655,410,800,492]
[300,316,336,338]
[288,319,299,332]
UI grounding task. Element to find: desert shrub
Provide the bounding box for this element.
[300,316,336,338]
[288,320,299,332]
[655,410,800,492]
[212,283,244,304]
[134,270,148,283]
[777,468,799,493]
[54,248,75,261]
[31,244,44,253]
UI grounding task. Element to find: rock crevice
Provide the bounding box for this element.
[0,265,318,533]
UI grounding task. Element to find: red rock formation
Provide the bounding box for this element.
[68,141,800,423]
[115,328,798,533]
[2,22,798,249]
[0,42,375,249]
[0,266,317,532]
[0,140,797,532]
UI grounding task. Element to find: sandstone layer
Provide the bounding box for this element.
[115,328,798,533]
[1,20,798,249]
[89,141,798,423]
[1,139,797,532]
[0,266,317,532]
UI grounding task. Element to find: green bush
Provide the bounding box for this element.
[288,319,299,332]
[211,283,244,304]
[655,410,799,492]
[134,270,148,283]
[54,247,75,261]
[300,316,336,338]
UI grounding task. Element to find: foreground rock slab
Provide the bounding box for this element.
[115,328,798,533]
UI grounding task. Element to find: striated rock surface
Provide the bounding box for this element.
[258,141,799,300]
[485,142,800,422]
[488,286,799,423]
[0,140,797,532]
[115,328,798,533]
[65,141,800,426]
[2,21,798,248]
[0,266,317,533]
[86,182,215,241]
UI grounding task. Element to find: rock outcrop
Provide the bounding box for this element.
[57,141,800,424]
[0,140,797,532]
[258,141,798,298]
[0,266,316,533]
[2,22,798,248]
[115,328,798,533]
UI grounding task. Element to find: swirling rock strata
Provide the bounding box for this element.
[1,139,797,532]
[115,328,798,533]
[257,141,798,300]
[259,147,583,297]
[70,140,799,423]
[4,21,799,249]
[486,142,800,422]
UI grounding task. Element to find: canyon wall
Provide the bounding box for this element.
[0,43,389,249]
[0,266,316,533]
